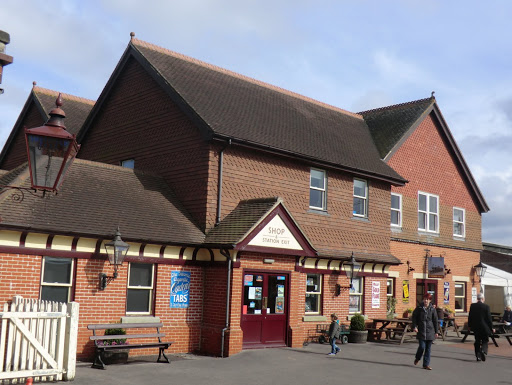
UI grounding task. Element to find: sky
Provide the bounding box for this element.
[1,0,511,246]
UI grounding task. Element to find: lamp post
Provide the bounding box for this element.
[474,261,487,283]
[99,227,130,290]
[344,252,361,289]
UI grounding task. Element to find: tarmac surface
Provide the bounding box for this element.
[71,334,512,385]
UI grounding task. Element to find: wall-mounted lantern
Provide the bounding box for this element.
[99,227,130,290]
[473,261,487,283]
[343,252,361,290]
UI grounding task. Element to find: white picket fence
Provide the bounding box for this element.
[0,296,79,384]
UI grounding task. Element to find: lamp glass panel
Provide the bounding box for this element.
[27,134,70,189]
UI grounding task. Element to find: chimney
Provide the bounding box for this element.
[0,30,14,93]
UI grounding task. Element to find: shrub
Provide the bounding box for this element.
[350,313,366,331]
[99,327,127,346]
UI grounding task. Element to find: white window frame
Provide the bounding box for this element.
[349,277,363,314]
[309,168,327,210]
[391,193,402,227]
[386,278,394,298]
[353,179,368,218]
[454,282,466,312]
[418,191,439,233]
[126,263,155,315]
[40,257,74,302]
[305,274,322,314]
[453,207,465,238]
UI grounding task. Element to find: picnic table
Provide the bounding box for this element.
[368,318,416,344]
[460,321,512,347]
[438,317,460,340]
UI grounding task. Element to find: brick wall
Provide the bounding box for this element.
[78,57,210,230]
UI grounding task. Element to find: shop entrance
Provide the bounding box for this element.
[416,280,438,306]
[241,272,288,348]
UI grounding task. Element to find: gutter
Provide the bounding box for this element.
[220,248,232,358]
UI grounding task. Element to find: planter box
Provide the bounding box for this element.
[348,330,368,344]
[101,349,129,365]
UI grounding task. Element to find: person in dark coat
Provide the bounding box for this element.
[327,313,341,355]
[412,293,438,370]
[468,293,495,362]
[500,305,512,325]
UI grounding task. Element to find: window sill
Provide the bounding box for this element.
[308,209,330,216]
[303,315,327,322]
[352,216,369,222]
[391,226,402,233]
[121,316,160,323]
[417,230,439,237]
[453,236,466,241]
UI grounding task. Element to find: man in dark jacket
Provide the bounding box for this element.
[412,293,438,370]
[468,293,494,362]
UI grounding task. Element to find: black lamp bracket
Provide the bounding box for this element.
[0,185,46,203]
[99,270,119,291]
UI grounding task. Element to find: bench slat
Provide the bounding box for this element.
[97,342,174,351]
[88,323,163,330]
[90,333,165,341]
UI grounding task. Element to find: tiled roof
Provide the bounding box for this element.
[359,97,434,159]
[0,159,205,245]
[131,39,405,184]
[481,249,512,275]
[33,86,95,136]
[315,247,400,264]
[204,197,281,245]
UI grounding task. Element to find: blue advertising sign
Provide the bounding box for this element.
[170,271,190,308]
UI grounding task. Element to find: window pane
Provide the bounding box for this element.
[127,289,150,312]
[41,286,69,303]
[429,196,437,213]
[455,283,464,297]
[418,194,427,211]
[418,212,426,229]
[305,294,319,313]
[121,159,135,169]
[391,195,400,209]
[349,295,360,313]
[455,299,464,310]
[310,169,325,189]
[309,189,323,208]
[350,278,362,293]
[387,279,393,295]
[43,257,72,284]
[454,209,463,222]
[129,263,152,287]
[354,180,366,197]
[391,210,400,225]
[454,223,463,236]
[428,214,437,231]
[306,274,321,293]
[353,197,364,215]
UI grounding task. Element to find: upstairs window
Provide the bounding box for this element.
[353,179,368,217]
[121,159,135,169]
[391,193,402,227]
[309,169,326,210]
[418,192,439,233]
[453,207,465,238]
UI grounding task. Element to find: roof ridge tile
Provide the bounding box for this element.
[358,96,434,115]
[132,38,362,120]
[33,86,95,105]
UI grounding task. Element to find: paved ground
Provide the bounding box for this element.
[70,334,512,385]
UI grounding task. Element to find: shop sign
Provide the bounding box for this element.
[428,257,444,278]
[170,271,190,308]
[372,281,380,308]
[402,280,409,303]
[443,282,450,304]
[247,215,303,250]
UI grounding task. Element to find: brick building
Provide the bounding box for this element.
[0,36,488,359]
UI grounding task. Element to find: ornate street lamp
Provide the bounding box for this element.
[25,93,80,192]
[99,227,130,290]
[474,261,487,283]
[344,252,361,289]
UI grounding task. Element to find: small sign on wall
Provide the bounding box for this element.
[170,271,190,308]
[443,282,450,304]
[372,281,380,308]
[402,280,409,303]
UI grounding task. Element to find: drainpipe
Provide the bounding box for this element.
[216,139,231,226]
[220,248,232,358]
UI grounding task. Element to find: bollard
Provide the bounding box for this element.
[25,378,33,385]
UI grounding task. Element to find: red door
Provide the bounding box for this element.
[241,272,288,348]
[416,280,438,306]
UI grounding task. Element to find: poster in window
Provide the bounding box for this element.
[372,281,380,308]
[244,275,254,286]
[256,275,263,282]
[277,285,285,296]
[254,287,262,300]
[402,280,409,303]
[170,271,190,309]
[428,257,445,278]
[444,282,450,304]
[275,297,284,313]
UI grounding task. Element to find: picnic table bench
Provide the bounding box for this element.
[460,322,512,347]
[369,318,416,344]
[88,322,173,369]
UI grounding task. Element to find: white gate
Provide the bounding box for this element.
[0,296,79,384]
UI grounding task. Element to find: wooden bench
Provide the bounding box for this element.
[460,329,500,347]
[88,322,173,369]
[367,327,405,341]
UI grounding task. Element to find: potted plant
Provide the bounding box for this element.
[386,297,397,319]
[99,327,129,365]
[403,307,415,319]
[348,313,367,343]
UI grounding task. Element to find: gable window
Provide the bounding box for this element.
[453,207,465,238]
[309,169,326,210]
[418,192,439,232]
[353,179,368,217]
[454,282,466,312]
[40,257,74,303]
[391,193,402,227]
[127,263,155,314]
[121,159,135,169]
[349,277,363,313]
[305,274,322,314]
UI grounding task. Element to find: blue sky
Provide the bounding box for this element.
[2,0,512,245]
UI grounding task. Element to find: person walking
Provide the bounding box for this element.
[412,293,438,370]
[327,313,341,356]
[468,293,495,362]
